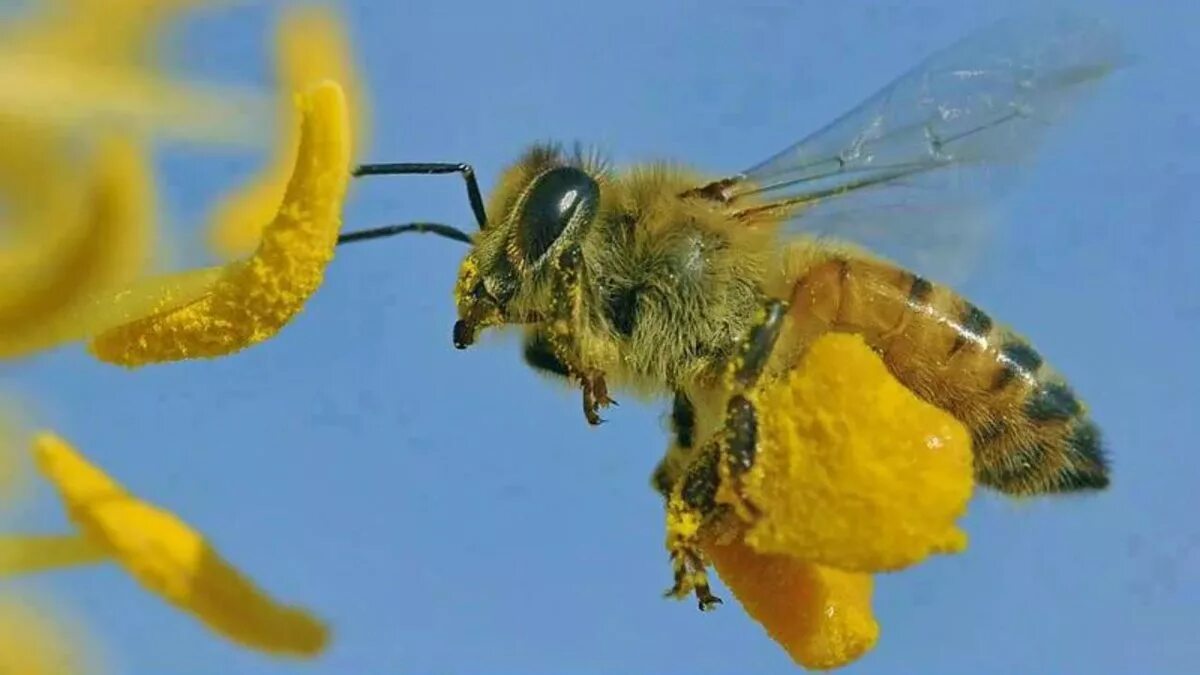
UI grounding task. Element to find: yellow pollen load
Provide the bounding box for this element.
[707,540,878,670]
[27,433,329,658]
[208,6,366,259]
[737,333,973,572]
[701,333,974,669]
[88,80,351,367]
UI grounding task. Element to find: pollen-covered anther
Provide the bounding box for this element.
[27,432,330,658]
[87,80,352,367]
[208,6,366,258]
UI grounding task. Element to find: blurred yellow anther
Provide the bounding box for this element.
[89,81,352,366]
[0,136,154,358]
[708,540,878,671]
[30,432,329,658]
[209,5,367,258]
[0,596,101,675]
[3,0,237,67]
[0,1,271,145]
[737,333,973,572]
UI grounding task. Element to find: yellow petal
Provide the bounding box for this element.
[208,6,367,258]
[0,135,155,358]
[736,333,974,572]
[708,539,878,670]
[0,595,104,675]
[32,432,330,658]
[0,535,108,575]
[88,80,351,366]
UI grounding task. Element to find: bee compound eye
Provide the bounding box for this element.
[516,166,600,264]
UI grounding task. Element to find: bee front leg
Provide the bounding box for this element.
[547,244,616,426]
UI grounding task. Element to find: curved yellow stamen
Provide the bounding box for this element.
[32,432,329,658]
[89,80,351,366]
[208,6,367,258]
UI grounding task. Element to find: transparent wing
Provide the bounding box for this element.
[722,11,1124,282]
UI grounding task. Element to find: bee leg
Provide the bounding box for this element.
[664,447,726,611]
[711,299,784,520]
[651,392,697,500]
[522,332,571,379]
[727,299,789,390]
[662,301,785,607]
[580,372,616,425]
[663,390,766,610]
[547,244,617,425]
[715,394,763,522]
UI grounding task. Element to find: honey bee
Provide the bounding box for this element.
[341,12,1122,609]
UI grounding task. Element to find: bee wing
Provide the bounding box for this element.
[719,11,1124,283]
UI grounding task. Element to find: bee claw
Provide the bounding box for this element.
[581,372,614,426]
[697,593,723,612]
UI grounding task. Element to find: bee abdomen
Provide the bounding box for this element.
[786,257,1109,496]
[964,348,1109,495]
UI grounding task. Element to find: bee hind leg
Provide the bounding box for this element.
[728,299,788,390]
[663,391,765,611]
[522,332,572,379]
[662,300,783,610]
[651,392,697,500]
[664,447,727,611]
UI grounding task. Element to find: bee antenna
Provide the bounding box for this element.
[352,162,488,229]
[337,223,473,246]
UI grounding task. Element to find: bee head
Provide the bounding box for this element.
[453,158,602,349]
[337,145,604,351]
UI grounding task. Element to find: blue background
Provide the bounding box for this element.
[7,0,1199,673]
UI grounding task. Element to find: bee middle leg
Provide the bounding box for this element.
[547,244,616,425]
[651,392,697,500]
[522,331,571,379]
[663,300,785,611]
